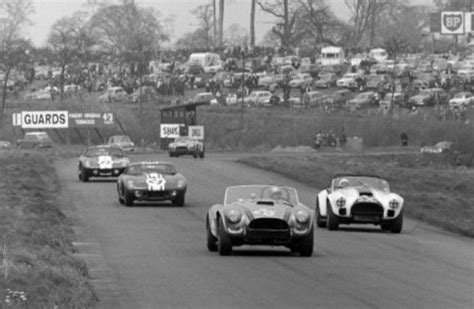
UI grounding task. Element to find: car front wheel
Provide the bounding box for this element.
[298,226,314,257]
[315,199,326,228]
[206,216,218,252]
[327,203,339,231]
[79,166,89,182]
[173,192,185,207]
[124,190,134,207]
[217,218,232,256]
[390,210,403,234]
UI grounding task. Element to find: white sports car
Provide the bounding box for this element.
[316,174,404,233]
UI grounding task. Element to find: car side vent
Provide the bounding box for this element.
[257,201,274,206]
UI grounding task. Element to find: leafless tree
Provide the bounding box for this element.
[250,0,256,47]
[218,0,225,48]
[0,0,34,125]
[192,3,214,49]
[257,0,307,52]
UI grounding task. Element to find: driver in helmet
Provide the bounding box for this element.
[338,178,350,188]
[269,186,284,201]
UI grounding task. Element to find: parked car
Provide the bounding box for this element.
[129,86,157,103]
[288,73,313,88]
[313,73,338,88]
[108,135,135,152]
[316,174,404,233]
[346,91,380,110]
[379,92,404,108]
[77,145,130,182]
[24,86,57,101]
[325,89,357,109]
[448,91,474,108]
[17,131,53,149]
[117,161,187,207]
[409,88,449,106]
[168,136,205,158]
[206,185,314,256]
[336,73,364,89]
[98,86,128,103]
[301,91,330,108]
[192,92,214,104]
[244,91,272,107]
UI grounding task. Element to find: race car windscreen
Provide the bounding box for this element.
[224,185,298,205]
[85,147,124,158]
[333,176,389,191]
[126,163,177,175]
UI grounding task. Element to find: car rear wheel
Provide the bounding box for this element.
[327,203,339,231]
[206,216,218,252]
[217,218,232,256]
[390,210,403,234]
[173,193,185,207]
[124,191,134,207]
[199,151,205,159]
[298,226,314,257]
[169,152,175,157]
[315,199,326,228]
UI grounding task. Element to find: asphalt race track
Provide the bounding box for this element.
[56,153,474,309]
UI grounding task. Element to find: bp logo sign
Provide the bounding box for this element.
[441,11,464,34]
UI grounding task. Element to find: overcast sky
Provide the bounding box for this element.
[26,0,433,47]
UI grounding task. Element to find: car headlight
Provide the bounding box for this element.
[127,180,136,189]
[336,197,346,207]
[389,199,399,209]
[295,210,310,224]
[177,180,186,188]
[227,209,242,223]
[84,160,91,168]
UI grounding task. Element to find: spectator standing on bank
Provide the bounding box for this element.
[400,132,408,146]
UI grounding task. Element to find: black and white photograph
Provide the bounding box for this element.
[0,0,473,308]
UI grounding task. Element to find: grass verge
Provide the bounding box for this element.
[238,151,474,237]
[0,150,98,308]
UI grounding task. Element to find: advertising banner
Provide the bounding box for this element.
[188,125,205,139]
[20,111,68,129]
[160,124,181,138]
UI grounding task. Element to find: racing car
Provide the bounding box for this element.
[316,174,404,233]
[206,185,314,256]
[117,161,187,207]
[78,145,130,182]
[168,136,205,158]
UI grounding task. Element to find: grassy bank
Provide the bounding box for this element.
[2,95,474,156]
[238,151,474,237]
[0,150,97,308]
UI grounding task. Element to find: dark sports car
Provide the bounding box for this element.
[78,145,130,182]
[117,161,187,206]
[206,185,314,256]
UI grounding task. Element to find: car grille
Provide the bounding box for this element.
[351,203,384,216]
[248,218,289,230]
[176,146,187,151]
[144,191,167,198]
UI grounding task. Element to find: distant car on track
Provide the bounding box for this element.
[168,136,205,158]
[117,161,187,206]
[316,174,404,233]
[108,135,135,152]
[206,185,314,256]
[17,131,53,149]
[78,145,130,182]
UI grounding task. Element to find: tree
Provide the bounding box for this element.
[257,0,307,53]
[218,0,225,48]
[191,3,214,50]
[343,0,396,49]
[90,2,168,76]
[224,24,249,47]
[48,12,95,99]
[299,0,346,47]
[0,0,34,125]
[250,0,256,47]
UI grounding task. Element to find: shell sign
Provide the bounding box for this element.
[441,11,464,34]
